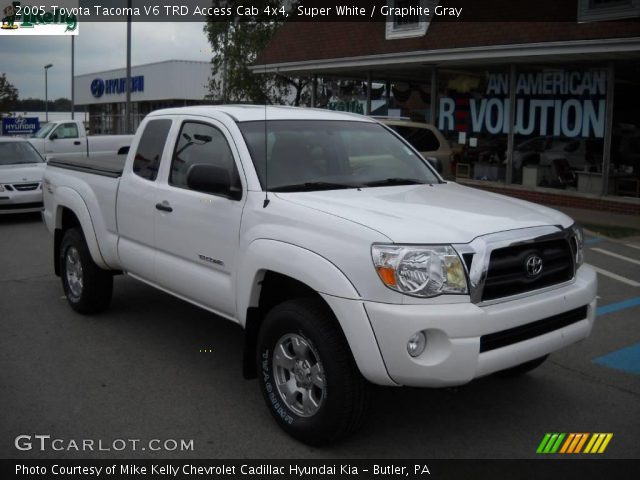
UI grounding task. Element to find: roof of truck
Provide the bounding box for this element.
[147,105,376,123]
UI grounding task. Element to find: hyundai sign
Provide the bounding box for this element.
[2,117,40,135]
[91,76,144,98]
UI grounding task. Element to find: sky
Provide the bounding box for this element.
[1,22,213,100]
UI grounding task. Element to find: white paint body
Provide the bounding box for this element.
[42,106,597,387]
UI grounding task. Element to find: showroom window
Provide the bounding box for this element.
[511,65,607,192]
[437,67,510,182]
[608,63,640,198]
[577,0,640,22]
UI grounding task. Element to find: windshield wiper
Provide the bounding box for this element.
[363,178,428,187]
[270,181,362,192]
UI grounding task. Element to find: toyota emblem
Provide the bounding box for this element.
[525,254,544,278]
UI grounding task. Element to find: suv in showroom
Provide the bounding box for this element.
[377,118,455,179]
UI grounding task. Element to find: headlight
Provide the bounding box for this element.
[372,244,468,297]
[571,224,584,267]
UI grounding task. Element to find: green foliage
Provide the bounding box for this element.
[0,73,19,115]
[203,0,308,105]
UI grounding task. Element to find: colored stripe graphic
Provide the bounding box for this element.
[538,433,613,454]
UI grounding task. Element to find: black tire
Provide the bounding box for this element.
[496,355,549,377]
[257,298,369,445]
[60,227,113,314]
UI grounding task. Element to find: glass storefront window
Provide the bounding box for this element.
[437,67,509,182]
[512,65,607,192]
[609,63,640,198]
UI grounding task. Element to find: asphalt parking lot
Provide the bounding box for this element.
[1,213,638,459]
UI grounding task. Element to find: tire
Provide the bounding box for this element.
[496,355,549,377]
[257,298,369,445]
[60,227,113,314]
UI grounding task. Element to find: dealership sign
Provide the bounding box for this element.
[91,76,144,98]
[2,117,40,135]
[0,1,78,35]
[438,71,607,138]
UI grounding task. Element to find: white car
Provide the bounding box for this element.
[0,137,46,214]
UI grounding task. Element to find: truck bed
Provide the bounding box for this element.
[47,153,126,178]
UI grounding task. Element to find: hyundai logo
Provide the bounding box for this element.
[91,78,105,98]
[525,254,544,278]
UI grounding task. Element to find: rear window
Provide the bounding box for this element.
[389,126,440,152]
[132,119,172,181]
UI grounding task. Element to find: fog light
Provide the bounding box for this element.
[407,332,427,357]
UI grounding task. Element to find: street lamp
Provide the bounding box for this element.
[44,64,53,123]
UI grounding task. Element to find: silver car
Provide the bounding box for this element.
[0,137,46,214]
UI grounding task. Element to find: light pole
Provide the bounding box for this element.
[44,64,53,122]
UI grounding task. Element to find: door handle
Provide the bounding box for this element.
[155,201,173,213]
[73,141,82,145]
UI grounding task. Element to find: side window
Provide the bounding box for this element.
[132,119,172,181]
[53,123,79,139]
[169,122,241,197]
[394,126,440,152]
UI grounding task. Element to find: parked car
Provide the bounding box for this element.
[376,118,455,179]
[0,137,46,214]
[29,119,132,159]
[43,106,596,445]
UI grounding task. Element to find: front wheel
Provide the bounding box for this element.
[60,228,113,314]
[257,298,369,445]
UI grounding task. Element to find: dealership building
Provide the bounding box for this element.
[254,0,640,213]
[74,60,212,135]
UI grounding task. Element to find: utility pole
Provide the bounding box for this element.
[125,0,132,133]
[44,64,53,122]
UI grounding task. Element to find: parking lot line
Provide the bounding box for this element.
[590,248,640,266]
[587,264,640,287]
[625,243,640,251]
[593,342,640,375]
[597,296,640,316]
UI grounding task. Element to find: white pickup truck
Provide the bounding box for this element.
[43,106,597,445]
[29,119,132,159]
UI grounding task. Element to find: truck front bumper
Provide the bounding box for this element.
[363,265,597,387]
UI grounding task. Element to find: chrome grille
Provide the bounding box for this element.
[482,238,574,301]
[12,182,40,191]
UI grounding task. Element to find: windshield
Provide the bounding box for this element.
[33,123,56,138]
[238,120,441,192]
[0,141,45,165]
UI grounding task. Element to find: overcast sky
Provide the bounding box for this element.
[2,22,213,100]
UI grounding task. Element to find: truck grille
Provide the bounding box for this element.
[481,238,574,301]
[12,182,40,191]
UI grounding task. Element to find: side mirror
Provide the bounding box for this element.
[49,133,58,140]
[186,164,238,199]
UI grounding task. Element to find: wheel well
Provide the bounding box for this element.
[53,207,81,276]
[242,271,330,379]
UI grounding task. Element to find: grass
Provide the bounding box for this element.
[581,223,640,239]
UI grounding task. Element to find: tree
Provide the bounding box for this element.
[203,1,309,105]
[0,73,19,116]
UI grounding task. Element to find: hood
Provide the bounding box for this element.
[0,163,46,184]
[275,182,573,244]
